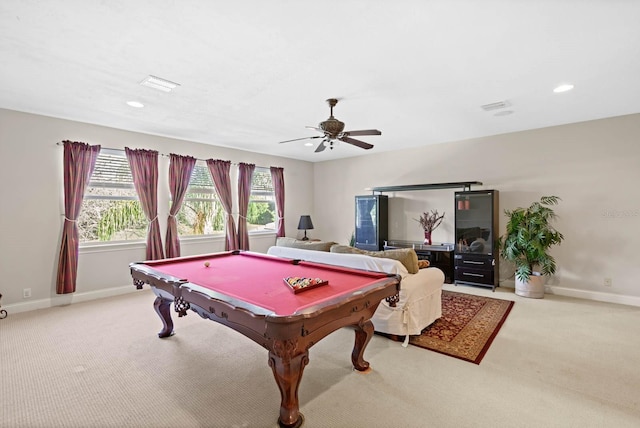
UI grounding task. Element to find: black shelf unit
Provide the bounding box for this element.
[369,181,482,194]
[354,195,388,251]
[454,190,499,290]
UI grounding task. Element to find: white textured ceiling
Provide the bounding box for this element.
[2,0,640,162]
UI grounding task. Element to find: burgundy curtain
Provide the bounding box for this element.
[237,163,255,250]
[125,148,165,260]
[166,154,197,258]
[56,140,101,294]
[206,159,238,251]
[270,167,285,237]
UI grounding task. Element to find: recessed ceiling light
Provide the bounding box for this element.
[494,110,514,117]
[304,142,314,147]
[126,101,144,108]
[553,84,574,93]
[140,75,180,92]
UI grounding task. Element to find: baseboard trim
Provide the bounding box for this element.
[549,286,640,308]
[3,285,138,315]
[5,283,639,315]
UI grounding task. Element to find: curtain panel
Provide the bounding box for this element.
[56,140,101,294]
[237,163,255,250]
[166,153,197,258]
[125,147,165,260]
[270,167,285,237]
[206,159,238,251]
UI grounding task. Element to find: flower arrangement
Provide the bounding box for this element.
[414,210,445,245]
[415,210,445,232]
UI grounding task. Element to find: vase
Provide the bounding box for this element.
[515,273,546,298]
[423,230,432,245]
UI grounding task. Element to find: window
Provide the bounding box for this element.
[176,162,224,236]
[77,154,275,242]
[247,167,276,232]
[78,149,148,243]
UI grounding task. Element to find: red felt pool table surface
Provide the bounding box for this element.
[140,251,390,315]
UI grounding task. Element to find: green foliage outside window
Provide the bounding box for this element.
[97,200,148,241]
[177,197,225,235]
[78,149,151,243]
[247,201,275,225]
[176,163,225,236]
[247,167,276,231]
[77,154,278,243]
[79,198,148,242]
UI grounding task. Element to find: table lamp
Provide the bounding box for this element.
[297,215,314,241]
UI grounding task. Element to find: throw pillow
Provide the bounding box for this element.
[418,259,431,269]
[276,237,335,252]
[329,245,419,274]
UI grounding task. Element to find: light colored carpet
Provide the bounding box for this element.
[1,284,639,428]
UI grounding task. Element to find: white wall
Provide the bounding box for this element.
[0,109,314,311]
[313,113,640,306]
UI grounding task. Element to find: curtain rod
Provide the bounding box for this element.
[56,141,276,169]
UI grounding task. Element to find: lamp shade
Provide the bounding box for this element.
[297,215,314,230]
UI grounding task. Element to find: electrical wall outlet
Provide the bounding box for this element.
[604,278,612,287]
[23,288,32,298]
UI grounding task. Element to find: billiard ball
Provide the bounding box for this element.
[204,262,210,267]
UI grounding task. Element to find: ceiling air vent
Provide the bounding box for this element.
[140,75,180,92]
[480,100,511,111]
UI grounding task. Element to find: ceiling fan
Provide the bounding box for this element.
[278,98,381,153]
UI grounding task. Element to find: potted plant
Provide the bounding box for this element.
[415,210,445,245]
[499,196,564,298]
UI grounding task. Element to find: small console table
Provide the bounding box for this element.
[383,240,455,284]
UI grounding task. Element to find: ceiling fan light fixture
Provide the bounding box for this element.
[318,118,345,137]
[277,98,379,152]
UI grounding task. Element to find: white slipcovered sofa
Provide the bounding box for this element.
[266,245,444,343]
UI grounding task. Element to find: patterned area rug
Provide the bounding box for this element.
[409,290,514,364]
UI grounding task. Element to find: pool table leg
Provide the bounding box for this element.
[153,296,174,338]
[268,347,309,428]
[351,319,374,371]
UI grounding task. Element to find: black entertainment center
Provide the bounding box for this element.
[356,181,499,290]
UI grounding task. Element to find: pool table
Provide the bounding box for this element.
[129,250,400,428]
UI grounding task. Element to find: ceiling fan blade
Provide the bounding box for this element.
[340,136,374,150]
[343,129,382,137]
[278,135,322,144]
[315,141,327,153]
[305,125,323,132]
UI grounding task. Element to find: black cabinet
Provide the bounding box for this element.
[354,195,388,251]
[384,240,454,283]
[454,190,499,290]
